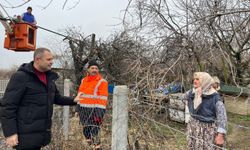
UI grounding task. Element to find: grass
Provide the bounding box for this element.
[226,112,250,150]
[128,113,187,150]
[127,111,250,150]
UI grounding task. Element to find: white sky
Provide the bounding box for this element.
[0,0,127,69]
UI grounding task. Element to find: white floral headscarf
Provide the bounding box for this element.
[193,72,217,109]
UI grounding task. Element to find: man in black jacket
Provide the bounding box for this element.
[0,47,76,150]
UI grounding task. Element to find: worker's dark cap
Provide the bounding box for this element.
[87,59,99,68]
[27,7,32,10]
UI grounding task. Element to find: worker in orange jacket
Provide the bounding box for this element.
[74,59,108,150]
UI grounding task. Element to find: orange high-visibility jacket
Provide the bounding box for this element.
[78,74,108,109]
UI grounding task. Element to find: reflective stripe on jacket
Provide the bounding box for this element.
[78,74,108,109]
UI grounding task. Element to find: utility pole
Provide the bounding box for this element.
[89,33,96,58]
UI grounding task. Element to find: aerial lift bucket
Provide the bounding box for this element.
[4,22,37,51]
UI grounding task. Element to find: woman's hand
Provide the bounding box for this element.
[215,133,224,146]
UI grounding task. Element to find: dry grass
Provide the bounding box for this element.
[224,96,250,115]
[1,109,246,150]
[44,115,112,150]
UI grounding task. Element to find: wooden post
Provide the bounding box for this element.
[112,85,129,150]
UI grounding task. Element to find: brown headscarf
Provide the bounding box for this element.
[193,72,217,109]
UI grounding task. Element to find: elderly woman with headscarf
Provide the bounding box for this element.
[184,72,227,150]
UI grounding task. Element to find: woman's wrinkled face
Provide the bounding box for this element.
[193,77,200,89]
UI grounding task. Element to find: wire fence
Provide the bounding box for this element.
[0,79,250,149]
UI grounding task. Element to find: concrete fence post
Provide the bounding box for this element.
[112,85,129,150]
[63,79,70,140]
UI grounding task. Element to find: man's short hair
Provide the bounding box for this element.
[33,47,51,60]
[27,7,32,10]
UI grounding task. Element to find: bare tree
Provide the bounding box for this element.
[122,0,250,85]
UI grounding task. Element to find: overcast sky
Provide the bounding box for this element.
[0,0,127,69]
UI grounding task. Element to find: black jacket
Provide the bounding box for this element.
[0,62,75,149]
